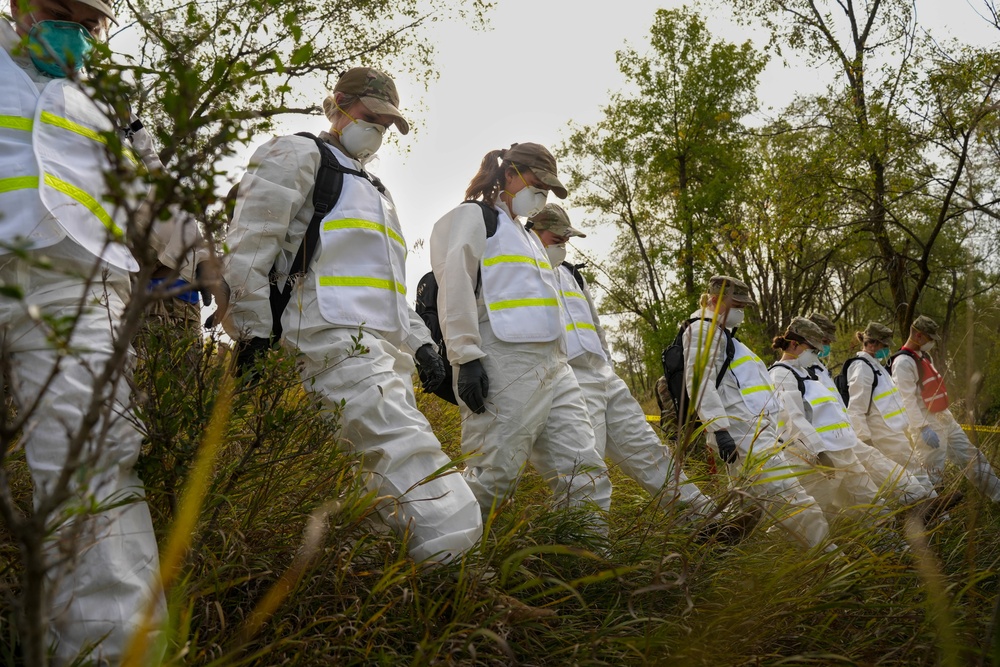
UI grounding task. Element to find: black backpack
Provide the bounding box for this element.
[560,261,587,290]
[768,362,808,396]
[660,318,735,427]
[414,201,499,404]
[834,356,879,409]
[223,132,386,340]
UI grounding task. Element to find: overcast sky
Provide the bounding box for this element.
[237,0,997,297]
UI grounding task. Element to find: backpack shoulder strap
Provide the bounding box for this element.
[888,348,921,380]
[561,261,587,291]
[681,318,733,389]
[770,362,806,395]
[267,133,346,339]
[464,200,500,295]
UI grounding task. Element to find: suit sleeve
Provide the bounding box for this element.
[429,204,488,365]
[893,355,929,431]
[223,135,318,340]
[847,361,874,442]
[684,320,730,432]
[770,366,825,454]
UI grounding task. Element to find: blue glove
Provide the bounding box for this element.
[921,426,941,449]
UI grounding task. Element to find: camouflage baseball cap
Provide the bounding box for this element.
[785,317,826,351]
[863,322,894,347]
[529,204,586,238]
[504,143,567,199]
[806,312,837,339]
[911,315,941,341]
[707,275,756,306]
[328,67,409,135]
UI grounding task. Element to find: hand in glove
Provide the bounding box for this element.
[920,425,941,449]
[415,344,447,393]
[234,336,273,378]
[457,359,489,414]
[715,429,739,464]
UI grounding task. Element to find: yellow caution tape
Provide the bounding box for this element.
[643,414,1000,433]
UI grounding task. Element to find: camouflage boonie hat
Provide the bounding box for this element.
[529,204,586,238]
[863,322,894,347]
[325,67,409,135]
[76,0,117,21]
[504,143,567,199]
[707,275,756,306]
[806,312,837,339]
[785,317,826,352]
[911,315,941,341]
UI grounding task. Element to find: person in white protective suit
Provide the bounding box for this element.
[845,322,938,495]
[222,68,483,562]
[0,0,210,661]
[892,315,1000,501]
[428,144,612,525]
[683,277,830,549]
[527,204,716,518]
[769,318,899,518]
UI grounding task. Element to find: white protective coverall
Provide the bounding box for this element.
[224,133,483,561]
[0,22,177,665]
[846,351,935,491]
[555,262,713,515]
[893,351,1000,500]
[682,312,829,548]
[799,359,931,505]
[429,203,611,518]
[769,359,888,515]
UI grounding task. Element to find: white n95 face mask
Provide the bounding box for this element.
[922,340,936,352]
[724,307,745,328]
[511,186,548,218]
[545,243,567,266]
[797,349,821,367]
[340,118,385,161]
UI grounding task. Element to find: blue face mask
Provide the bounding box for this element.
[875,347,890,362]
[28,20,94,78]
[818,343,831,359]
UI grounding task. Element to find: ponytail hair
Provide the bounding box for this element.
[855,331,866,345]
[465,148,515,205]
[772,335,793,351]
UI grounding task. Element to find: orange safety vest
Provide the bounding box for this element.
[900,346,950,413]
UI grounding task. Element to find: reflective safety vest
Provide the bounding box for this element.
[804,363,857,451]
[728,339,780,420]
[555,263,605,362]
[855,353,909,430]
[314,145,409,337]
[0,46,142,271]
[479,211,562,343]
[901,346,950,413]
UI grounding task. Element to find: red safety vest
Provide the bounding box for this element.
[901,346,950,413]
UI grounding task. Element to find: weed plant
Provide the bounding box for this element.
[2,316,1000,665]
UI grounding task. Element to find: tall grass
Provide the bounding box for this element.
[2,316,999,665]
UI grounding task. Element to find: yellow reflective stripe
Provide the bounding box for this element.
[0,115,32,131]
[483,254,550,270]
[566,322,597,332]
[561,290,585,299]
[883,408,906,420]
[0,176,39,193]
[318,276,406,294]
[740,384,773,395]
[810,396,838,405]
[43,174,122,238]
[730,354,760,368]
[323,218,405,247]
[873,387,898,401]
[41,110,107,145]
[488,298,559,311]
[778,421,786,428]
[815,422,851,434]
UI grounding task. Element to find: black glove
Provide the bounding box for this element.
[415,344,447,393]
[234,336,273,378]
[715,429,739,464]
[457,359,489,414]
